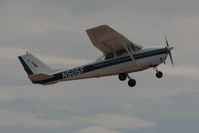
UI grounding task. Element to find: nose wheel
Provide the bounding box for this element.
[156,71,163,78]
[153,67,163,78]
[118,73,136,87]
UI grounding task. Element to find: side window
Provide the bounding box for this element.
[116,49,126,56]
[105,53,114,59]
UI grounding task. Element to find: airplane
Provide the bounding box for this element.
[18,25,174,87]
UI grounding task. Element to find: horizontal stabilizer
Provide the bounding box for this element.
[28,73,53,82]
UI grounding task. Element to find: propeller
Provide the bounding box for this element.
[164,33,174,65]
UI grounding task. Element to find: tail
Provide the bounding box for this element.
[18,52,55,85]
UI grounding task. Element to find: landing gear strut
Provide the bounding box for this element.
[118,73,136,87]
[153,67,163,78]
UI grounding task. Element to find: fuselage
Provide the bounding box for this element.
[33,47,168,85]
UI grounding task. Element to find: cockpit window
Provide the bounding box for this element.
[116,49,126,56]
[105,49,127,59]
[96,55,105,62]
[105,53,114,59]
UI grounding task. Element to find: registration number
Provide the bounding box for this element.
[62,67,84,79]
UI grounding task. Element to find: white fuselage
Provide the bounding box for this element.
[40,47,168,85]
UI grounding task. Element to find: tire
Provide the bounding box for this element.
[119,73,127,81]
[128,79,136,87]
[156,71,163,78]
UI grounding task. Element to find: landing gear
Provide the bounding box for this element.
[153,67,163,78]
[118,67,164,87]
[118,73,127,81]
[156,71,163,78]
[118,73,136,87]
[128,79,136,87]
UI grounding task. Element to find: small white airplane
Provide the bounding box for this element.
[18,25,174,87]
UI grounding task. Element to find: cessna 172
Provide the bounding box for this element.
[18,25,174,87]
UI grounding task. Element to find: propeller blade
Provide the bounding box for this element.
[168,51,174,65]
[163,33,174,65]
[164,32,169,47]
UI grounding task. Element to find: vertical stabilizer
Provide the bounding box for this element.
[18,53,55,84]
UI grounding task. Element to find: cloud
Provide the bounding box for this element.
[78,126,122,133]
[0,88,18,102]
[67,114,154,129]
[161,65,199,79]
[0,107,154,132]
[0,46,89,67]
[0,85,74,102]
[0,1,199,133]
[36,53,90,68]
[0,47,25,60]
[0,108,66,128]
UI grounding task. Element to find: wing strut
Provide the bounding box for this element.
[121,39,135,61]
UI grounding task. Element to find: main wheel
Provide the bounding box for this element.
[119,73,127,81]
[128,79,136,87]
[156,71,163,78]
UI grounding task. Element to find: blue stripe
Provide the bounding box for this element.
[18,56,33,75]
[33,48,167,84]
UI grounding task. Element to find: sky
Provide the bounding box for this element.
[0,0,199,133]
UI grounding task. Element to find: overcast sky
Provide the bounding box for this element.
[0,0,199,133]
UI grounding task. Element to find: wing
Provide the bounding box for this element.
[86,25,142,55]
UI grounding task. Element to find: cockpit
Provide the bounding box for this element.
[96,44,142,62]
[96,49,127,62]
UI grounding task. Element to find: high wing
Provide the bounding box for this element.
[86,25,143,55]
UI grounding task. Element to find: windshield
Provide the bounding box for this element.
[96,55,105,62]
